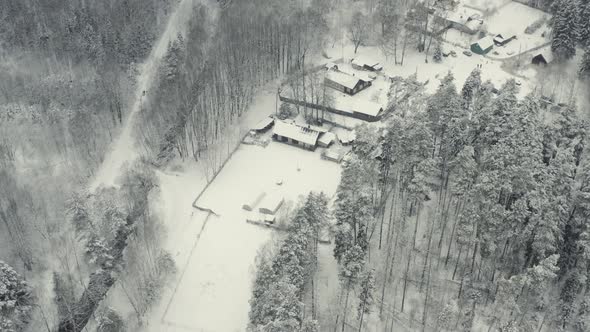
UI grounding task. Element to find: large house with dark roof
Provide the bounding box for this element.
[324,70,371,96]
[272,120,320,150]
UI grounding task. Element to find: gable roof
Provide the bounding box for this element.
[251,117,274,131]
[325,70,364,90]
[352,57,380,68]
[473,36,494,50]
[533,47,554,63]
[338,67,375,82]
[273,121,320,146]
[318,132,336,146]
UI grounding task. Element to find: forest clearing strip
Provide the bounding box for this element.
[161,211,214,324]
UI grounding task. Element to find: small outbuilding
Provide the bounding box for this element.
[351,57,383,71]
[317,132,336,148]
[493,33,517,46]
[334,128,356,145]
[272,120,320,150]
[251,117,274,133]
[470,36,494,55]
[532,51,554,66]
[322,149,344,163]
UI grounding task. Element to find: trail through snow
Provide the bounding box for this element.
[90,0,199,191]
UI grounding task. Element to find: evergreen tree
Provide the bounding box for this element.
[552,0,578,60]
[577,1,590,46]
[461,68,482,110]
[96,307,125,332]
[0,261,34,332]
[433,42,442,63]
[580,47,590,78]
[357,270,375,331]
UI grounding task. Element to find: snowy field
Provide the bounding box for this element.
[141,140,341,332]
[484,2,551,58]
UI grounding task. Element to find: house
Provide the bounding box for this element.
[437,7,484,35]
[532,51,553,65]
[272,120,320,150]
[325,70,372,95]
[351,57,383,71]
[493,33,517,46]
[251,117,274,133]
[317,132,336,148]
[470,36,494,55]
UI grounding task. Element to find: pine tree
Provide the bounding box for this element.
[0,261,35,332]
[433,42,442,63]
[357,270,375,331]
[552,0,578,60]
[577,1,590,46]
[96,307,125,332]
[461,68,482,110]
[580,47,590,78]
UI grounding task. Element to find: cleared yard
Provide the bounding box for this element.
[144,141,342,332]
[484,1,551,58]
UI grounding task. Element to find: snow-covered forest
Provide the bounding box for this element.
[0,0,589,331]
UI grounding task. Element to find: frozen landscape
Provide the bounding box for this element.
[1,0,590,331]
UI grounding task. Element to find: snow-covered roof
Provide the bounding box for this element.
[323,149,344,162]
[318,132,336,146]
[333,96,383,117]
[325,70,364,90]
[338,67,375,82]
[273,121,320,146]
[308,124,330,133]
[465,19,481,31]
[533,47,554,63]
[474,36,494,50]
[352,57,380,68]
[251,117,274,131]
[446,6,481,23]
[333,128,356,144]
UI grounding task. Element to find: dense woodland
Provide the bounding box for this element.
[250,74,590,331]
[0,0,178,331]
[1,0,590,331]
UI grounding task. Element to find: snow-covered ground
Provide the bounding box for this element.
[484,2,551,58]
[144,141,342,332]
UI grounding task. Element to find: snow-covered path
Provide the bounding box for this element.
[90,0,199,190]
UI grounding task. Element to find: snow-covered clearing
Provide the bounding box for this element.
[484,2,551,58]
[144,141,341,332]
[90,0,200,191]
